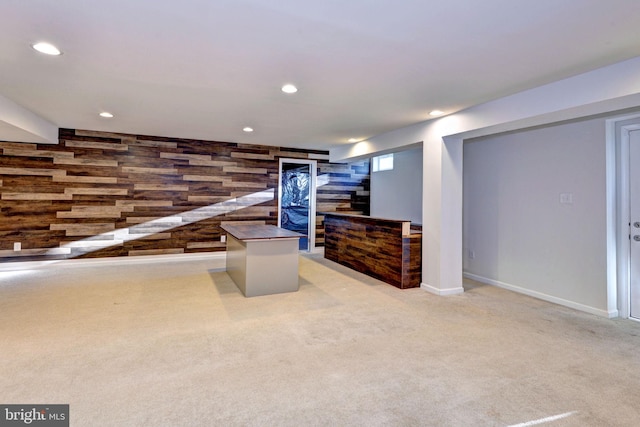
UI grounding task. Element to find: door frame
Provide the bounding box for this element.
[277,158,317,252]
[607,113,640,320]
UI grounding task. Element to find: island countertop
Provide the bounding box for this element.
[221,224,304,241]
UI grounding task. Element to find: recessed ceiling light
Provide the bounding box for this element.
[348,138,358,143]
[281,84,298,94]
[32,42,62,56]
[429,110,444,116]
[99,112,114,118]
[243,127,254,132]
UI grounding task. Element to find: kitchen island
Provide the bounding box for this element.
[220,224,303,297]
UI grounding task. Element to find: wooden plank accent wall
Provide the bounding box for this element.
[323,213,421,289]
[0,129,369,261]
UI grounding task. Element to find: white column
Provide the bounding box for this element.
[420,135,464,295]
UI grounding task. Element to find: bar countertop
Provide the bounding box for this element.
[320,211,412,224]
[320,212,422,237]
[221,224,303,241]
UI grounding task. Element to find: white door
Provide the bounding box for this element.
[277,158,317,252]
[629,129,640,320]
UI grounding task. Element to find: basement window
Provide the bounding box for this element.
[372,153,394,172]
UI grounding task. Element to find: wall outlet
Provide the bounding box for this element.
[13,242,21,251]
[468,249,475,259]
[221,235,226,243]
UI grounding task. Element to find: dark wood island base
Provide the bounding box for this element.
[322,213,422,289]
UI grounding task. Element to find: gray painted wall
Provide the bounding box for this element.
[463,117,607,312]
[370,146,423,224]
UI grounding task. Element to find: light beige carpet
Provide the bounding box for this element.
[1,253,639,426]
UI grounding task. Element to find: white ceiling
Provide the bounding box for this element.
[1,0,640,150]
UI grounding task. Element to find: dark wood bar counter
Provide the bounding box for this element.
[322,213,422,289]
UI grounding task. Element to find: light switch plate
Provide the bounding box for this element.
[559,193,573,204]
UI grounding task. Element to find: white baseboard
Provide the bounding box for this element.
[0,252,227,272]
[420,282,465,296]
[309,246,325,255]
[463,272,618,318]
[0,248,320,272]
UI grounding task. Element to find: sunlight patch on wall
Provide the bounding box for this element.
[46,189,275,258]
[317,174,329,187]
